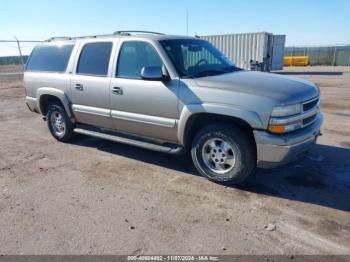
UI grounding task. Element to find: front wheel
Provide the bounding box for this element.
[191,124,256,185]
[46,103,75,142]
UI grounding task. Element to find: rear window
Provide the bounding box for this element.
[77,42,112,76]
[26,43,74,72]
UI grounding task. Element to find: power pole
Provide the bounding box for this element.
[14,36,25,70]
[332,47,337,66]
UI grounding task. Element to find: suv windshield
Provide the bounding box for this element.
[160,39,241,78]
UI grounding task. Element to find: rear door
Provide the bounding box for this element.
[271,35,286,71]
[70,40,116,129]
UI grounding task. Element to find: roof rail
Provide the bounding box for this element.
[46,34,118,42]
[114,30,165,36]
[46,36,73,42]
[46,31,165,42]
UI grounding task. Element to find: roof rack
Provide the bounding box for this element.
[46,31,165,42]
[46,36,73,42]
[114,30,165,36]
[46,34,115,42]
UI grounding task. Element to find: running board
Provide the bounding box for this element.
[73,127,184,154]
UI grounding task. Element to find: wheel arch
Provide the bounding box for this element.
[178,104,262,148]
[37,88,73,119]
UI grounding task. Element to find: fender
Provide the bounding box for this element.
[177,103,264,145]
[36,87,73,119]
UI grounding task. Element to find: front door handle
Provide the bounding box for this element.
[112,87,123,95]
[75,84,83,91]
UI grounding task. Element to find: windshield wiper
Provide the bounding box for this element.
[187,67,242,78]
[188,69,227,78]
[221,66,243,72]
[182,66,243,79]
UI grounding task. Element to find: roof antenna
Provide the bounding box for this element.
[186,9,189,37]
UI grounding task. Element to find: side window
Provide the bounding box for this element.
[77,42,112,76]
[26,43,74,72]
[116,41,162,79]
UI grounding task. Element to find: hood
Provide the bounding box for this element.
[194,71,319,104]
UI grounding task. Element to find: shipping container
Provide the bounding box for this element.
[200,32,286,71]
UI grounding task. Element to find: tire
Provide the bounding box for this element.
[46,103,75,142]
[191,123,256,185]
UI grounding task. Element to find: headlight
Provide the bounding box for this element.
[269,103,303,134]
[271,104,303,117]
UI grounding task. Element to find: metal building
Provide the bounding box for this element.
[200,32,286,71]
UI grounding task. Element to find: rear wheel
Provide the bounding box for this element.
[191,124,256,185]
[46,103,74,142]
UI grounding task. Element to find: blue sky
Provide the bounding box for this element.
[1,0,349,55]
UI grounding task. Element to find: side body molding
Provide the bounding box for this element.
[177,103,264,145]
[36,87,73,118]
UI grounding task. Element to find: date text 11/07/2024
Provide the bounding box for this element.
[127,256,219,261]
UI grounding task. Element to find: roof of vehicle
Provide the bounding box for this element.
[45,31,201,43]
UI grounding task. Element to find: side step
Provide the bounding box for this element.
[73,127,184,155]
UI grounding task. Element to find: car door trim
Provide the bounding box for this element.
[72,104,110,117]
[111,110,176,128]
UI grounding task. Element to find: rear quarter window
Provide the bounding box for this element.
[26,43,75,73]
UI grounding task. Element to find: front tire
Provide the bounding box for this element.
[191,124,256,185]
[46,103,75,142]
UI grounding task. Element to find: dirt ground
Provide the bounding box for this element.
[0,65,349,255]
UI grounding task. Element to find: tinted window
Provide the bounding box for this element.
[77,42,112,76]
[26,43,74,72]
[117,41,162,78]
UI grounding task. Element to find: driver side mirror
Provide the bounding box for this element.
[141,66,165,81]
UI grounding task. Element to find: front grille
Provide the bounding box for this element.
[303,98,319,111]
[303,114,317,126]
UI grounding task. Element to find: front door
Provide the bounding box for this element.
[109,40,179,142]
[70,41,114,129]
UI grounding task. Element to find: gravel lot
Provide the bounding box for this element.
[0,65,349,255]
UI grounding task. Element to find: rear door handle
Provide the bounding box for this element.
[112,86,123,95]
[75,84,83,91]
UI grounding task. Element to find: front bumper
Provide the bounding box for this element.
[254,113,323,168]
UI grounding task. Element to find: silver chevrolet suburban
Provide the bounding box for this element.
[24,31,323,184]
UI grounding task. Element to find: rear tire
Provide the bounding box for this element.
[46,103,75,142]
[191,123,256,185]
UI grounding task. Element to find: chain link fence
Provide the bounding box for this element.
[0,41,38,66]
[1,41,350,67]
[285,45,350,66]
[0,55,29,65]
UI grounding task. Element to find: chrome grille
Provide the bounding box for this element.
[303,98,319,112]
[303,114,317,126]
[301,97,320,128]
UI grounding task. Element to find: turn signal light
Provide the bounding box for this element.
[268,125,285,134]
